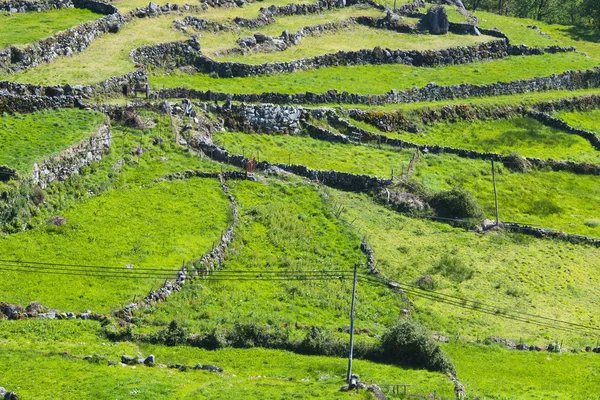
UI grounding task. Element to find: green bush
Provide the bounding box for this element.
[429,188,483,220]
[381,319,456,375]
[297,327,345,356]
[529,198,562,216]
[430,254,474,283]
[152,320,188,346]
[227,322,289,349]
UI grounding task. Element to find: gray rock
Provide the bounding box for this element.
[426,6,449,34]
[0,388,6,397]
[121,355,136,365]
[144,354,156,365]
[202,364,223,372]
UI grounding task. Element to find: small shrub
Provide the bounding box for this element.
[381,319,456,375]
[503,152,531,172]
[227,322,289,349]
[415,275,436,290]
[153,320,187,346]
[298,327,345,356]
[429,188,483,220]
[189,328,229,350]
[430,254,474,283]
[584,219,600,228]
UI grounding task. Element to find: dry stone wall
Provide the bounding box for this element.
[0,0,116,13]
[32,119,112,188]
[0,12,124,73]
[154,67,600,106]
[0,91,83,112]
[133,38,509,78]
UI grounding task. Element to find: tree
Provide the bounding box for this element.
[582,0,600,28]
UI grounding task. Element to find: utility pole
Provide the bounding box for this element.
[346,262,358,383]
[491,160,499,226]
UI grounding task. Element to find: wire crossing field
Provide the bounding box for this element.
[0,109,106,174]
[0,178,231,311]
[138,178,403,335]
[329,189,600,346]
[0,8,102,48]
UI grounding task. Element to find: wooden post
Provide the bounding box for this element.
[346,263,358,383]
[492,160,499,226]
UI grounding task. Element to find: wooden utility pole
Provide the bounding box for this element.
[491,160,499,226]
[346,263,358,383]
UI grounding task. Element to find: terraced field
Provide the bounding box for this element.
[1,0,599,398]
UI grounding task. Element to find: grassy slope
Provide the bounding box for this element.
[329,189,600,346]
[361,116,600,164]
[150,52,594,94]
[138,178,402,335]
[214,131,600,236]
[557,109,600,134]
[216,26,493,63]
[0,8,101,47]
[0,109,105,174]
[0,320,456,399]
[445,342,600,400]
[0,15,187,85]
[0,177,230,312]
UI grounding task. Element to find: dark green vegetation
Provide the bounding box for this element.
[0,8,101,47]
[0,109,105,174]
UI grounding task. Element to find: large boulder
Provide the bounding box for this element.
[426,6,449,34]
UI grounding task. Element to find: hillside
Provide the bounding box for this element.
[0,0,599,398]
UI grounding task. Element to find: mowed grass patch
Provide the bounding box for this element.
[0,108,106,174]
[214,131,600,236]
[0,8,101,48]
[0,178,230,312]
[368,117,600,164]
[138,178,402,334]
[556,108,600,134]
[444,342,600,399]
[0,15,187,85]
[150,51,595,95]
[216,25,493,63]
[329,190,600,345]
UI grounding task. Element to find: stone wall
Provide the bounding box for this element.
[0,12,125,73]
[0,0,72,13]
[0,0,117,13]
[327,113,600,175]
[133,38,509,78]
[0,68,147,98]
[154,67,600,106]
[213,102,304,134]
[117,176,239,320]
[192,138,393,191]
[528,111,600,150]
[0,91,83,112]
[32,119,112,188]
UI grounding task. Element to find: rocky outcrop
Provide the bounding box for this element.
[32,119,112,188]
[426,6,449,34]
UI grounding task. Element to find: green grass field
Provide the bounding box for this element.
[0,177,231,311]
[556,109,600,134]
[0,8,101,48]
[445,342,600,399]
[150,52,595,95]
[330,189,600,346]
[357,116,600,164]
[136,178,403,335]
[213,131,600,236]
[0,109,105,174]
